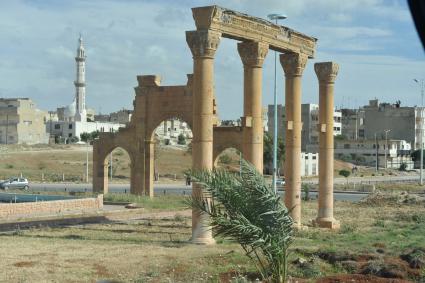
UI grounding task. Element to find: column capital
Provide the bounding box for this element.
[237,41,269,67]
[186,30,221,59]
[314,62,339,83]
[280,53,308,77]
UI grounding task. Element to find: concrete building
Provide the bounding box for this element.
[335,139,413,169]
[0,98,49,144]
[361,99,424,150]
[267,103,341,152]
[340,108,365,140]
[94,109,133,124]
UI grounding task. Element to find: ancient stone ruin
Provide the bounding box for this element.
[93,5,340,244]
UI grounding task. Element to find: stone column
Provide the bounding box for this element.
[237,41,268,172]
[280,53,308,227]
[186,29,221,245]
[144,140,154,198]
[314,62,340,229]
[130,146,144,195]
[92,143,109,194]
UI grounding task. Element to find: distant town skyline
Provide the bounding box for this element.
[0,0,424,119]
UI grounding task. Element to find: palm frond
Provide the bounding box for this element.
[189,159,293,282]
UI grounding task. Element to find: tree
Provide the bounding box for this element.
[190,160,293,282]
[411,150,425,165]
[177,133,186,145]
[339,169,351,188]
[80,132,90,142]
[263,133,285,174]
[80,131,100,143]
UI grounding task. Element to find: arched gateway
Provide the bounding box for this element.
[93,5,341,244]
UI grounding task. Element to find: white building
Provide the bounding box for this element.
[49,120,122,140]
[301,152,319,176]
[334,139,413,169]
[154,119,192,144]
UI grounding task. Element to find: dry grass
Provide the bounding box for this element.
[0,144,192,183]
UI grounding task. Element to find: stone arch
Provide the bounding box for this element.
[214,147,242,170]
[213,126,243,165]
[147,114,193,142]
[93,130,141,195]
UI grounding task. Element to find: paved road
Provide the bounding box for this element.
[28,172,421,193]
[26,182,368,202]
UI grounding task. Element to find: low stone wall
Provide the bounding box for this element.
[0,194,103,219]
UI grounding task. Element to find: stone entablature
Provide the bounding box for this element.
[191,6,317,57]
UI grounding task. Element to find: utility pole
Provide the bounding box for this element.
[375,133,379,171]
[384,129,391,169]
[5,114,8,144]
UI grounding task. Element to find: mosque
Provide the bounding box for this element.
[47,36,123,141]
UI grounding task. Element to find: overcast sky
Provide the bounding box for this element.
[0,0,424,119]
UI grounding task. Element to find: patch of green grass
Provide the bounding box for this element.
[104,194,188,211]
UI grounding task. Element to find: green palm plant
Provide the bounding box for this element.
[189,160,293,283]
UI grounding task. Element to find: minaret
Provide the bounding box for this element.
[74,35,87,122]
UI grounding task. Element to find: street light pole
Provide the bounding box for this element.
[414,79,424,185]
[86,141,89,183]
[267,13,287,193]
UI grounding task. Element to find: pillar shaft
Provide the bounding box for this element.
[237,42,268,172]
[144,140,154,198]
[280,53,307,227]
[186,30,221,245]
[92,143,109,194]
[314,62,340,229]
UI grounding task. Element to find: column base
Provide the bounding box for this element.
[190,236,216,245]
[313,218,340,229]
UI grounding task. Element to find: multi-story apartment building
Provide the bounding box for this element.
[359,99,424,150]
[267,103,341,152]
[0,98,49,144]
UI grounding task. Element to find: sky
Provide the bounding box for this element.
[0,0,424,120]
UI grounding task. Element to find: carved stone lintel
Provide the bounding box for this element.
[237,41,269,67]
[280,53,308,77]
[186,30,221,59]
[314,62,339,83]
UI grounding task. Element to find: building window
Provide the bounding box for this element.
[69,124,73,129]
[344,144,350,149]
[55,124,60,129]
[23,120,32,125]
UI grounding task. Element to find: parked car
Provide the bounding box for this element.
[0,177,29,190]
[276,178,286,186]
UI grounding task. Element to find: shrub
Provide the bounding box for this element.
[218,153,232,164]
[177,134,186,145]
[399,162,408,171]
[190,160,293,282]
